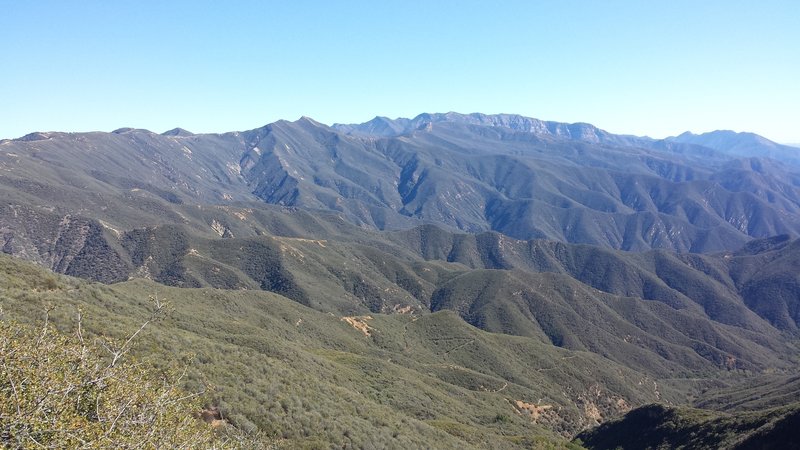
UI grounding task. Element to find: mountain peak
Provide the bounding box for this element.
[297,116,323,125]
[111,127,154,135]
[16,132,53,142]
[669,129,799,162]
[161,127,194,137]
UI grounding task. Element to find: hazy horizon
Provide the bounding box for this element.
[3,111,798,147]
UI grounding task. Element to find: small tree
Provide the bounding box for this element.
[0,297,220,448]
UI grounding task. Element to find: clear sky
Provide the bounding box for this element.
[1,1,798,142]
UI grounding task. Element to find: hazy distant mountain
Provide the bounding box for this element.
[334,112,650,147]
[668,130,800,164]
[161,127,194,137]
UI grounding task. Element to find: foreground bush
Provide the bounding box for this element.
[0,305,219,449]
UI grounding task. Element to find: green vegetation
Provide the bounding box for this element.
[693,374,800,412]
[3,116,800,447]
[0,312,218,448]
[1,253,659,448]
[3,226,800,447]
[9,214,796,377]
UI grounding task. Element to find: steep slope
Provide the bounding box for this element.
[730,238,800,332]
[1,128,253,204]
[390,226,800,334]
[7,206,796,378]
[237,117,421,229]
[0,253,666,447]
[576,403,800,450]
[4,113,800,253]
[427,269,787,375]
[4,114,800,447]
[693,374,800,413]
[3,132,800,375]
[4,225,798,448]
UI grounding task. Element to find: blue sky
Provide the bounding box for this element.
[1,1,798,142]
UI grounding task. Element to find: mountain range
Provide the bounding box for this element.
[3,112,800,255]
[2,112,800,448]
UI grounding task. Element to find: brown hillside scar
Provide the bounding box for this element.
[514,400,553,422]
[392,305,415,315]
[278,237,328,247]
[341,316,374,336]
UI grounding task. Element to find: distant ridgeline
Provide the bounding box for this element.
[2,113,800,448]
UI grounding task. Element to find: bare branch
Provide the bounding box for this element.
[75,308,84,346]
[3,361,22,416]
[36,304,55,345]
[104,397,135,438]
